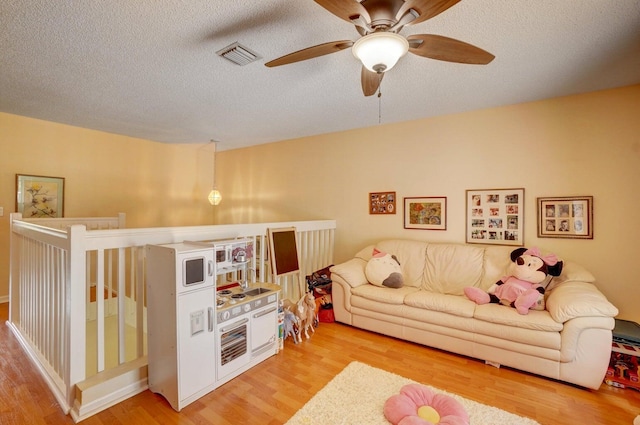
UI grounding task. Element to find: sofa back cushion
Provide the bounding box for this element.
[376,240,428,288]
[362,241,597,298]
[422,243,486,295]
[480,245,515,290]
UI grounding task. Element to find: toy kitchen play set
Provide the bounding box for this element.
[146,238,280,411]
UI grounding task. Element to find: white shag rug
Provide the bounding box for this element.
[285,361,540,425]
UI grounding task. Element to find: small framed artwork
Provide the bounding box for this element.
[403,197,447,230]
[466,188,524,246]
[369,191,396,214]
[16,174,65,218]
[537,196,593,239]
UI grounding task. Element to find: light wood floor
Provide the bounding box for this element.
[2,302,639,425]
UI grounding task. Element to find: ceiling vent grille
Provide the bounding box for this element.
[216,42,261,66]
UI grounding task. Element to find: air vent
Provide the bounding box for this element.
[216,42,261,66]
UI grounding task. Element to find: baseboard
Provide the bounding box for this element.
[0,295,9,304]
[6,320,71,414]
[70,357,148,422]
[70,379,148,423]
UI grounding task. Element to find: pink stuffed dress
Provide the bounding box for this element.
[493,276,540,302]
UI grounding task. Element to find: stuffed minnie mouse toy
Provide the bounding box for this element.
[464,247,563,315]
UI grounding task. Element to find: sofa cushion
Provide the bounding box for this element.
[422,243,485,295]
[351,284,419,305]
[473,304,563,332]
[354,244,376,261]
[404,291,476,318]
[376,240,428,288]
[479,246,513,290]
[546,261,596,292]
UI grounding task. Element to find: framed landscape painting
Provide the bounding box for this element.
[403,197,447,230]
[466,188,524,246]
[16,174,65,218]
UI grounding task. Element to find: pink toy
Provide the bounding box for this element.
[384,384,469,425]
[464,247,563,315]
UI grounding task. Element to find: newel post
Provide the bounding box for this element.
[66,224,87,407]
[8,212,23,323]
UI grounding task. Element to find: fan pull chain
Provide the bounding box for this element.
[377,75,383,124]
[378,91,382,124]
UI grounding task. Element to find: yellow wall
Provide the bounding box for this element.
[0,113,217,300]
[216,85,640,323]
[1,85,638,323]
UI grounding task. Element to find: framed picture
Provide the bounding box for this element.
[403,197,447,230]
[466,188,524,246]
[537,196,593,239]
[16,174,65,218]
[369,191,396,214]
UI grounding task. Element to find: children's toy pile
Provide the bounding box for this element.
[605,319,640,391]
[306,265,334,323]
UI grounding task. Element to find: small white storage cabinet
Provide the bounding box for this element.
[146,242,217,411]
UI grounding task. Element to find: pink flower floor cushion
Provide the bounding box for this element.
[383,384,469,425]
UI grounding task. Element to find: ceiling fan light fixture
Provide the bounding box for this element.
[352,32,409,73]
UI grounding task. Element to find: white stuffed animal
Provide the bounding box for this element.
[365,248,404,288]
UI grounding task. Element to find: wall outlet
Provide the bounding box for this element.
[0,207,3,217]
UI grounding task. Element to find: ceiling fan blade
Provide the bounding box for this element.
[361,67,383,96]
[408,34,495,64]
[265,40,354,67]
[314,0,370,25]
[397,0,461,25]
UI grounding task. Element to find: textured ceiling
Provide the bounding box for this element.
[1,1,639,151]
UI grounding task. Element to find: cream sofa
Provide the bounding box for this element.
[330,240,619,389]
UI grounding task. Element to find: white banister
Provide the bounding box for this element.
[96,248,105,372]
[8,213,336,421]
[135,246,145,358]
[118,248,126,364]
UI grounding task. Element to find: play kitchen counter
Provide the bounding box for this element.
[146,242,280,412]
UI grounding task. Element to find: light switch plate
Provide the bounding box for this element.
[0,207,3,217]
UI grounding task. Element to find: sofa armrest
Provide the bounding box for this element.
[330,258,369,289]
[559,316,615,362]
[546,281,618,323]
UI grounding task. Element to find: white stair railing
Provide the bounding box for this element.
[8,213,336,421]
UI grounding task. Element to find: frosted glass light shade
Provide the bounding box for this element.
[208,189,222,205]
[352,32,409,73]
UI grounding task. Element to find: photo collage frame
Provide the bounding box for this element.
[466,188,524,246]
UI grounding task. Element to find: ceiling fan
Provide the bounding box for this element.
[265,0,495,96]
